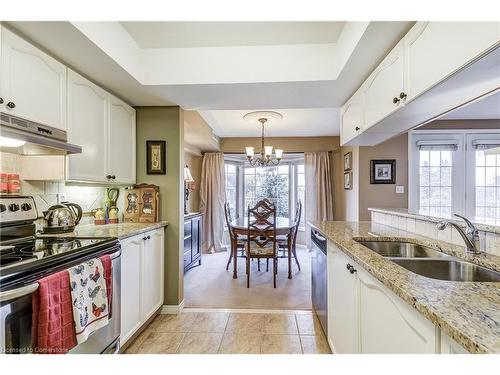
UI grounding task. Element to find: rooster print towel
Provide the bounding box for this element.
[69,258,109,344]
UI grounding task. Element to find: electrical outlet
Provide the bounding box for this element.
[58,194,66,203]
[395,186,405,194]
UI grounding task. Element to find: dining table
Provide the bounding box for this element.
[229,216,295,280]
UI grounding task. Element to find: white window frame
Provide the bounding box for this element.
[465,132,500,220]
[409,129,500,220]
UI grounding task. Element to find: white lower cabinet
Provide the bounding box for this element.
[357,266,437,353]
[440,333,469,354]
[327,242,469,354]
[327,245,359,353]
[120,228,165,346]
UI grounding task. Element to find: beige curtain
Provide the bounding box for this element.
[304,152,334,247]
[199,152,226,253]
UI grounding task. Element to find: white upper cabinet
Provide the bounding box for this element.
[67,69,136,184]
[108,95,136,184]
[67,69,108,182]
[340,85,365,145]
[363,40,405,129]
[404,22,500,102]
[0,26,67,130]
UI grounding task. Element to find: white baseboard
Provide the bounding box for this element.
[159,300,185,314]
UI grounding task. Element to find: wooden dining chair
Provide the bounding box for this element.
[246,200,278,288]
[277,201,302,271]
[224,201,245,271]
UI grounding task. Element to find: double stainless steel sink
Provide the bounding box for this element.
[357,240,500,282]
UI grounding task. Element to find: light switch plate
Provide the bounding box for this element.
[396,186,405,194]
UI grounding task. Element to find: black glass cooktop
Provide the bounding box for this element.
[0,236,119,290]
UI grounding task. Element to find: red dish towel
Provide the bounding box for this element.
[99,254,112,315]
[32,271,77,354]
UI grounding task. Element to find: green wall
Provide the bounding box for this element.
[136,107,184,305]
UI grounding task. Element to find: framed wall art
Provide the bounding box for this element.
[146,140,166,175]
[344,151,352,171]
[370,159,396,184]
[344,171,352,190]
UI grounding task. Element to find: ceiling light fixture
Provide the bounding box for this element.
[243,111,284,166]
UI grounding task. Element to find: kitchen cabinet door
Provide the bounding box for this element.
[340,87,364,145]
[357,266,437,353]
[404,22,500,102]
[108,95,136,184]
[0,26,67,130]
[141,229,164,322]
[440,333,469,354]
[363,40,405,129]
[328,244,359,353]
[66,69,108,182]
[120,235,143,345]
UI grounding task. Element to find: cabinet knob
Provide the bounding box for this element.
[392,97,400,105]
[355,126,360,131]
[399,92,407,100]
[7,101,15,109]
[147,235,151,240]
[0,97,3,104]
[111,175,116,180]
[106,175,112,179]
[143,236,147,241]
[346,263,351,270]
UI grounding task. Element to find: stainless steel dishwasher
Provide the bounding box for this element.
[311,228,327,336]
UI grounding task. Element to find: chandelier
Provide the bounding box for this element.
[243,111,284,166]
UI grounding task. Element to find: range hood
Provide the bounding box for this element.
[0,112,82,155]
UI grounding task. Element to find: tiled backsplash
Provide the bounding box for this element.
[370,208,500,257]
[22,181,105,225]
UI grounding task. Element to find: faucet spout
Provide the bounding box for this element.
[436,214,481,254]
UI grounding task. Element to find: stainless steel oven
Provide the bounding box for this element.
[0,248,121,354]
[311,228,328,336]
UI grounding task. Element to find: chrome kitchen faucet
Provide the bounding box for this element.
[436,214,481,254]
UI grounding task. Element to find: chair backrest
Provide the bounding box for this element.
[224,201,237,239]
[291,201,302,247]
[247,200,277,252]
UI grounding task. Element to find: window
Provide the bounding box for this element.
[223,156,305,228]
[243,165,290,217]
[410,131,500,225]
[417,142,455,218]
[224,163,238,219]
[296,164,306,228]
[471,140,500,225]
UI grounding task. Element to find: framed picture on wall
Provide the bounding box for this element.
[146,140,167,174]
[344,171,352,190]
[370,159,396,184]
[344,152,352,171]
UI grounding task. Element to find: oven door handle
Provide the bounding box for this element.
[0,283,39,303]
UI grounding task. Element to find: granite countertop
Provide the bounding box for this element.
[310,220,500,354]
[38,221,168,240]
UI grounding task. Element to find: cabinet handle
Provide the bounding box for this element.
[7,101,15,109]
[355,126,360,131]
[399,92,407,100]
[392,97,400,105]
[346,264,357,274]
[0,97,3,104]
